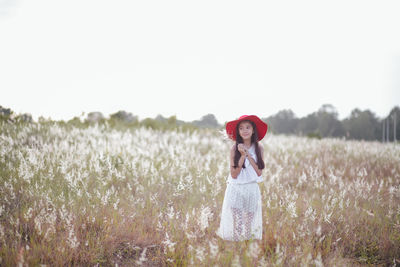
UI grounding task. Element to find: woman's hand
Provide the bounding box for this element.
[237,144,248,156]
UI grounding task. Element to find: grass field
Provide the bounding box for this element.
[1,121,399,266]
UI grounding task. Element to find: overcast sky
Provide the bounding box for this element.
[1,0,399,124]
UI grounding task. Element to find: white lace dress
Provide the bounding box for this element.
[216,144,263,241]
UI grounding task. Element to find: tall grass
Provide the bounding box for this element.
[0,121,399,266]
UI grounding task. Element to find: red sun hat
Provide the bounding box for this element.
[226,115,268,141]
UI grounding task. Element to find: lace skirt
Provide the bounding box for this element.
[216,182,262,241]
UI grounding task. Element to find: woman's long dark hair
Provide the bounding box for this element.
[233,120,265,170]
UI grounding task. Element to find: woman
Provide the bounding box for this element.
[216,115,267,241]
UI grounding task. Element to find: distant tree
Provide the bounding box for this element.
[0,105,14,123]
[342,108,380,140]
[315,104,345,137]
[86,112,105,124]
[296,113,318,136]
[110,110,138,123]
[318,103,338,115]
[140,118,160,129]
[15,113,33,123]
[67,116,85,128]
[167,115,177,126]
[155,114,167,123]
[385,106,400,141]
[294,104,344,138]
[264,109,298,134]
[192,114,220,128]
[155,114,184,126]
[0,105,13,117]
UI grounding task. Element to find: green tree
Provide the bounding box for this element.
[296,113,319,136]
[192,114,220,128]
[384,106,400,141]
[264,109,298,134]
[315,104,345,137]
[342,109,380,140]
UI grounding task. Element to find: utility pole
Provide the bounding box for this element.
[387,116,390,142]
[394,112,397,143]
[382,119,385,142]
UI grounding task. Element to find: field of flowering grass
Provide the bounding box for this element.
[1,121,400,266]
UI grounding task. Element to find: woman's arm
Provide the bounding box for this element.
[230,145,245,179]
[247,144,264,176]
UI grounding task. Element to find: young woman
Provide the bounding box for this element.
[216,115,267,241]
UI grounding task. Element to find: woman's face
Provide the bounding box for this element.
[238,121,254,140]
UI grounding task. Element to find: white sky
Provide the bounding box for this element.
[1,0,399,124]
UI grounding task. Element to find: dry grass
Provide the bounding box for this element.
[0,122,399,266]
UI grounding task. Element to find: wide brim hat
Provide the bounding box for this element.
[226,115,268,141]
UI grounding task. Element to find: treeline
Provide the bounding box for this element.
[1,104,399,142]
[0,106,220,132]
[263,104,400,142]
